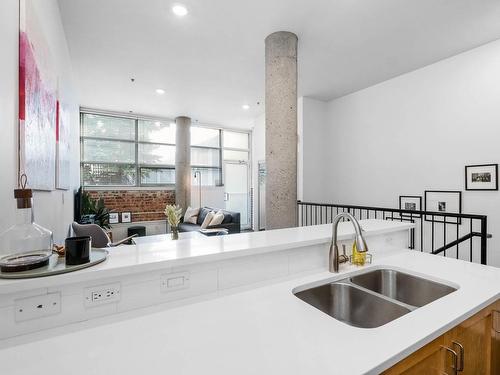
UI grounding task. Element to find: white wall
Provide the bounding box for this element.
[251,113,265,230]
[0,0,79,244]
[307,39,500,266]
[298,97,330,202]
[0,0,19,243]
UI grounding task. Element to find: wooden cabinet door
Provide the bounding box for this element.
[384,300,500,375]
[445,301,500,375]
[492,309,500,375]
[383,336,445,375]
[446,316,490,374]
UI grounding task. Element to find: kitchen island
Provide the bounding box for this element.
[0,220,499,374]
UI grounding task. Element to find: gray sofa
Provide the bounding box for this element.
[178,207,241,234]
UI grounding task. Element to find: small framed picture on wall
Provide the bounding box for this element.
[109,212,119,224]
[399,196,422,218]
[424,190,462,224]
[465,164,498,191]
[121,212,132,223]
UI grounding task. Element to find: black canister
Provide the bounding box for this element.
[65,236,91,265]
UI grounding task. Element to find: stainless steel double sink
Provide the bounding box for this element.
[293,268,458,328]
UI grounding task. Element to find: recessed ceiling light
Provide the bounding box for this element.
[242,104,250,110]
[155,88,165,95]
[172,4,188,17]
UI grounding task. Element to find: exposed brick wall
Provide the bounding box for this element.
[86,190,175,222]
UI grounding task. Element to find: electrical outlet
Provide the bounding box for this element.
[161,271,190,293]
[15,293,61,322]
[85,282,121,307]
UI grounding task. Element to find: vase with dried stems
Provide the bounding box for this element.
[164,204,182,240]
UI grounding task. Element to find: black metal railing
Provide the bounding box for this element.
[297,201,490,265]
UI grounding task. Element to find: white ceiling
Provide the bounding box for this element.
[58,0,500,129]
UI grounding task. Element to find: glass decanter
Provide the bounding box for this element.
[0,176,53,272]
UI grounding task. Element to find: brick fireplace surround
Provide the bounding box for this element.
[86,190,175,222]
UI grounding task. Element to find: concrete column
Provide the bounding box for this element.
[265,31,298,229]
[175,116,191,212]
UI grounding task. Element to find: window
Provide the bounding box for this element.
[138,119,176,144]
[81,113,177,187]
[191,127,220,147]
[81,113,233,187]
[223,149,249,161]
[222,130,250,162]
[81,163,136,186]
[140,168,175,185]
[190,126,222,186]
[223,131,249,150]
[221,130,251,228]
[82,114,135,140]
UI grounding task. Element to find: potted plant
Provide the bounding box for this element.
[81,192,111,229]
[164,205,182,240]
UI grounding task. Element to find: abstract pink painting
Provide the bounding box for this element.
[56,100,70,190]
[19,0,56,191]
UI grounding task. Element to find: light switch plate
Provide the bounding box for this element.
[15,293,61,322]
[161,271,190,293]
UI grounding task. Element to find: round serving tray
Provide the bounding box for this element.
[0,250,53,273]
[0,249,108,279]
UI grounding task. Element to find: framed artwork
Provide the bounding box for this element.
[465,164,498,191]
[424,190,462,224]
[109,212,119,224]
[121,212,132,223]
[55,100,70,190]
[399,195,422,218]
[19,0,57,191]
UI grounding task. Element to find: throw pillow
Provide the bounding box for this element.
[209,210,225,226]
[201,211,216,229]
[197,207,210,225]
[184,206,200,225]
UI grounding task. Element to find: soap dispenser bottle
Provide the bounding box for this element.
[351,241,366,266]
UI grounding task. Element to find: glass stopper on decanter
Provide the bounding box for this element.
[0,174,53,272]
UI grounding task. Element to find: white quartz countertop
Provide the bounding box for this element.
[1,250,499,374]
[0,219,413,294]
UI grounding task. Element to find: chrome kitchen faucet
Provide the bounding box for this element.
[329,213,369,272]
